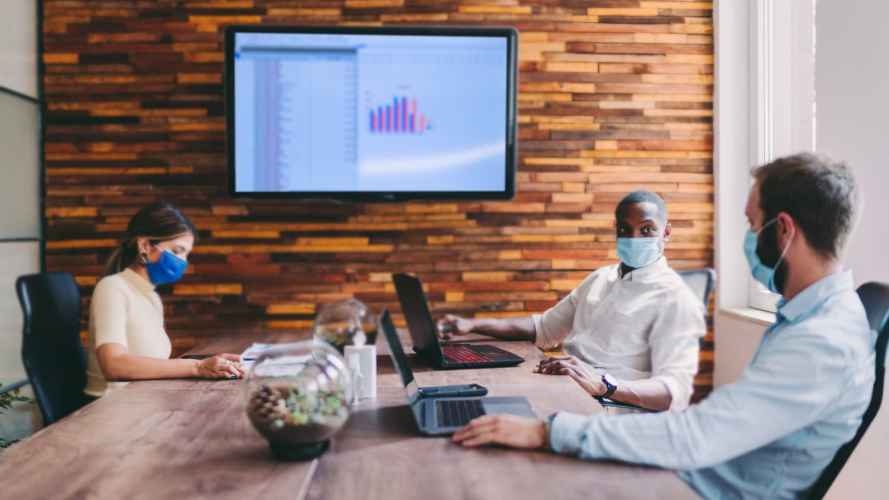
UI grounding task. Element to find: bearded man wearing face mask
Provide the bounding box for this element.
[438,190,707,412]
[450,153,873,500]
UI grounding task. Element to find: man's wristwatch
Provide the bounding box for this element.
[544,413,558,450]
[600,373,618,399]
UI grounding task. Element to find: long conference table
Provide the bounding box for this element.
[0,330,696,499]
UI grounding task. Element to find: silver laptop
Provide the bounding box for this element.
[380,309,536,436]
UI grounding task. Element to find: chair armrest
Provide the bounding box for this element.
[595,396,655,413]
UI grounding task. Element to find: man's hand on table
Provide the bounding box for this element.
[535,355,607,397]
[436,314,476,340]
[452,415,549,450]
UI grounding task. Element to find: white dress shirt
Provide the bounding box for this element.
[548,270,873,499]
[532,257,706,410]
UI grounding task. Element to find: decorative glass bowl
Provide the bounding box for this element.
[312,299,367,353]
[244,341,352,460]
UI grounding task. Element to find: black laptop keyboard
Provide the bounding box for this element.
[436,399,485,427]
[442,345,490,363]
[470,344,516,357]
[442,344,522,364]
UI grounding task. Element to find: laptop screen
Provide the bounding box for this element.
[380,309,415,388]
[392,273,440,354]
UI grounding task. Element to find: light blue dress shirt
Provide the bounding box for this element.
[548,270,875,499]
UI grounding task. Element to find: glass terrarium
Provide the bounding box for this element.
[244,341,352,460]
[312,299,367,353]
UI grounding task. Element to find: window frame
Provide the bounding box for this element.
[714,0,815,314]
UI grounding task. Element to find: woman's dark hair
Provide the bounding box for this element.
[104,201,198,276]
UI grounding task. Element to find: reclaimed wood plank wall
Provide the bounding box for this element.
[42,0,714,397]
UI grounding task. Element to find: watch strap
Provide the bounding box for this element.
[601,374,617,399]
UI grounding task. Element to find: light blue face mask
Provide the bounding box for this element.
[616,237,663,269]
[743,218,793,294]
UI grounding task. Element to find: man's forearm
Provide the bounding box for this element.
[470,316,536,341]
[607,378,673,412]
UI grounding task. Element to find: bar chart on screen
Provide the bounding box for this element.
[368,96,431,135]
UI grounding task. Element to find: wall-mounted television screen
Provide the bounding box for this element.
[225,25,518,201]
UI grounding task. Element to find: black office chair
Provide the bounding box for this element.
[598,268,716,413]
[805,281,889,499]
[16,272,91,425]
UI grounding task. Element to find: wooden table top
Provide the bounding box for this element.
[0,331,696,500]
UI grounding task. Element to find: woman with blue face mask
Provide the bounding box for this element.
[84,202,243,399]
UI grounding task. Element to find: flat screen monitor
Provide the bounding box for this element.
[225,25,517,201]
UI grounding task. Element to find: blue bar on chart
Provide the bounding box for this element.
[369,96,430,135]
[401,97,407,132]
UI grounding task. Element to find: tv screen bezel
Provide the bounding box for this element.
[225,25,518,202]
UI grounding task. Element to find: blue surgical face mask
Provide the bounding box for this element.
[743,218,793,293]
[145,248,188,286]
[616,237,663,269]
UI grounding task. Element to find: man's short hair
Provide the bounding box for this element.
[752,153,858,259]
[615,190,668,224]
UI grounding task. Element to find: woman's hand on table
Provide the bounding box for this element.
[452,415,548,450]
[195,353,243,379]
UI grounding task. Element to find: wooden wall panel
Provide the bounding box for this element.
[42,0,714,398]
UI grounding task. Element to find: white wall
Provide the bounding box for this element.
[714,2,889,499]
[0,2,40,456]
[816,2,889,287]
[0,0,39,392]
[0,89,41,240]
[815,1,889,498]
[0,243,39,383]
[712,0,763,396]
[713,311,766,386]
[712,0,804,390]
[0,0,37,97]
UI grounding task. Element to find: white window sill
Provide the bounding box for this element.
[719,307,777,327]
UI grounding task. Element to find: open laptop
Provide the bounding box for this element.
[380,309,487,398]
[380,310,536,435]
[392,273,525,370]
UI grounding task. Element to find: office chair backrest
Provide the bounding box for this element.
[805,281,889,499]
[16,272,90,425]
[678,268,716,309]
